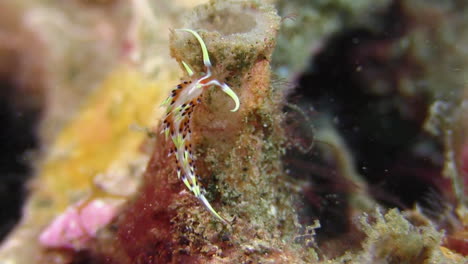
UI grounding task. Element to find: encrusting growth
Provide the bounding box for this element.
[161,28,239,224]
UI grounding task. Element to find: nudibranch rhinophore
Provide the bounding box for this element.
[161,29,239,224]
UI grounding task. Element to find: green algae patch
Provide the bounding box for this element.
[360,209,443,264]
[326,209,467,264]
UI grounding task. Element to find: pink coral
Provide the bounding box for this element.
[39,199,120,250]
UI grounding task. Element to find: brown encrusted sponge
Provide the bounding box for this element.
[93,1,310,263]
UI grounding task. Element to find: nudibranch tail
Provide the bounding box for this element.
[199,194,229,225]
[161,28,242,224]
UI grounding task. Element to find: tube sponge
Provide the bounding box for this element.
[170,0,280,79]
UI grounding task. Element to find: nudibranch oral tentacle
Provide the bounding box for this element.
[161,28,240,224]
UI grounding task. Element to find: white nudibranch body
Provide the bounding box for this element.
[161,29,239,224]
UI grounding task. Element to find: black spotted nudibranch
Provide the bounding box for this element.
[161,29,239,224]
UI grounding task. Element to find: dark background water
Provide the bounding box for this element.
[0,79,39,241]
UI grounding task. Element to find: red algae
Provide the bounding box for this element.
[114,145,183,263]
[445,235,468,256]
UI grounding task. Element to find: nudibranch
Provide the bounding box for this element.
[161,29,239,224]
